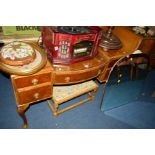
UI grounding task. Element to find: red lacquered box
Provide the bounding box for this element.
[42,26,102,64]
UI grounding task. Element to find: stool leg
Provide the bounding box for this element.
[47,100,58,117]
[54,103,59,116]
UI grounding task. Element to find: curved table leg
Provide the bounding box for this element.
[17,104,29,128]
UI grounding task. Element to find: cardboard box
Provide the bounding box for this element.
[2,26,41,36]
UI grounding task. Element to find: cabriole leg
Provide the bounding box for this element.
[17,104,29,128]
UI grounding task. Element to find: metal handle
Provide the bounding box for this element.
[33,93,39,99]
[31,78,39,85]
[65,77,70,82]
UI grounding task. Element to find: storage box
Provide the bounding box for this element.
[2,26,41,36]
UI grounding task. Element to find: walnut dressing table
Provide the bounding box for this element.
[10,50,106,128]
[1,26,155,128]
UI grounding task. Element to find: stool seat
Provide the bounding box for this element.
[53,80,98,104]
[47,80,98,116]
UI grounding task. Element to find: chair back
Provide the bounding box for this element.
[100,54,149,111]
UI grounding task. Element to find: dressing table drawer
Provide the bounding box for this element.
[13,72,51,88]
[54,68,102,84]
[17,83,52,105]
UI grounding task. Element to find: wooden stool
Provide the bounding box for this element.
[47,80,98,116]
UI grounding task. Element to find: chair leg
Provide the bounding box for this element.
[146,58,150,71]
[135,63,138,80]
[130,64,134,80]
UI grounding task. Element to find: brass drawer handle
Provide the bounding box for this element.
[33,93,39,99]
[65,77,70,82]
[31,78,39,85]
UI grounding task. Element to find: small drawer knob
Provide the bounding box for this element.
[33,93,39,99]
[65,77,70,82]
[32,78,39,85]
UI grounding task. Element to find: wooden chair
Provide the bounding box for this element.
[100,54,150,112]
[116,53,149,83]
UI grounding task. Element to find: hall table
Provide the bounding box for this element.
[1,26,155,128]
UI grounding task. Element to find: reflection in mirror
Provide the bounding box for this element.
[100,53,149,111]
